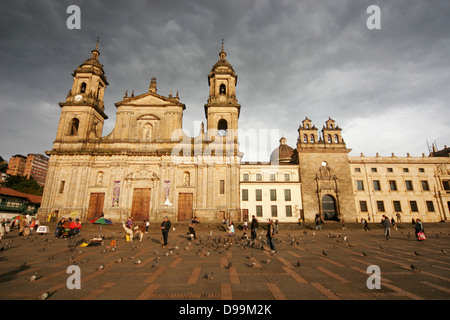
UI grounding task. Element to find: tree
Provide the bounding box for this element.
[3,175,44,196]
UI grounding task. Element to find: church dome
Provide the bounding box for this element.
[270,137,294,163]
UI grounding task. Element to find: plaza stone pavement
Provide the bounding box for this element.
[0,221,449,301]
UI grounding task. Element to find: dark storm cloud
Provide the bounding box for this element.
[0,0,449,162]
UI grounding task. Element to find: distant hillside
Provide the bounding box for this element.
[0,155,7,173]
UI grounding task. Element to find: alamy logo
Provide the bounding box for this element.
[66,5,81,30]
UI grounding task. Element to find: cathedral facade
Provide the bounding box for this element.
[38,42,450,224]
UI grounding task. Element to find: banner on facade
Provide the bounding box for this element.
[164,180,172,206]
[112,181,121,207]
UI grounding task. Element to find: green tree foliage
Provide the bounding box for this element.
[3,175,44,196]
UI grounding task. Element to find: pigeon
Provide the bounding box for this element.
[322,250,327,256]
[39,292,49,300]
[379,245,384,250]
[225,262,232,269]
[250,261,256,268]
[151,261,158,268]
[134,259,142,265]
[48,255,55,260]
[363,251,368,257]
[80,258,89,264]
[442,249,447,255]
[410,264,420,271]
[205,272,214,280]
[96,264,105,271]
[29,273,38,282]
[263,258,271,264]
[115,257,124,263]
[414,250,421,256]
[343,236,348,242]
[296,260,301,268]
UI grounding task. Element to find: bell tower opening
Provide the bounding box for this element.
[219,83,226,94]
[218,119,228,136]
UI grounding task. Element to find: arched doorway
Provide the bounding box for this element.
[322,194,337,220]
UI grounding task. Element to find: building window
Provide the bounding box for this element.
[377,201,385,212]
[256,205,263,217]
[443,180,450,192]
[270,189,277,201]
[256,173,262,181]
[59,181,65,193]
[393,201,402,212]
[403,168,409,173]
[310,134,315,143]
[426,201,435,212]
[243,173,249,181]
[373,180,381,191]
[360,201,368,212]
[327,134,332,143]
[284,173,290,182]
[371,168,377,173]
[410,201,418,212]
[256,189,262,201]
[80,82,87,93]
[220,180,225,194]
[355,168,361,172]
[421,180,430,191]
[419,168,425,173]
[303,134,307,143]
[271,205,278,217]
[405,180,414,191]
[270,173,276,181]
[389,180,398,191]
[387,168,393,173]
[356,180,364,191]
[284,189,291,201]
[242,189,248,201]
[285,205,292,217]
[334,135,339,143]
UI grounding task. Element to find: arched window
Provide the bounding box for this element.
[327,134,332,143]
[334,134,339,143]
[69,118,79,136]
[80,82,87,93]
[310,134,315,143]
[219,83,226,94]
[303,134,308,143]
[218,119,228,136]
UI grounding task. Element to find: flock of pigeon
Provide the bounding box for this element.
[0,226,449,300]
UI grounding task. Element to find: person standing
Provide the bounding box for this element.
[363,218,370,231]
[266,219,277,253]
[161,216,171,247]
[250,215,259,242]
[68,218,81,251]
[144,220,150,233]
[188,216,200,240]
[227,221,235,244]
[415,218,425,240]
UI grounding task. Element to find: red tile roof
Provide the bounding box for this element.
[0,187,42,204]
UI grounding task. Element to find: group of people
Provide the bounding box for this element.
[380,215,425,240]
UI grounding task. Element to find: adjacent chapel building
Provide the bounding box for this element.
[38,42,450,224]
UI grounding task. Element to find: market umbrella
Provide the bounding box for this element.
[89,217,113,238]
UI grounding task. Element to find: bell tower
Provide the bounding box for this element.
[204,40,241,142]
[53,39,108,151]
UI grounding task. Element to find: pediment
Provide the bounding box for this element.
[115,91,184,108]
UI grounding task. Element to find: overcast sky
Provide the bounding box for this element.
[1,0,449,163]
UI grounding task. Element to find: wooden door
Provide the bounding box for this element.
[87,193,105,220]
[131,188,151,221]
[178,193,193,221]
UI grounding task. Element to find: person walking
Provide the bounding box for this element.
[381,215,391,238]
[160,216,171,247]
[415,218,425,241]
[363,218,370,231]
[266,219,277,253]
[188,216,200,240]
[68,218,81,251]
[250,215,259,242]
[144,220,150,233]
[227,221,235,244]
[315,213,323,231]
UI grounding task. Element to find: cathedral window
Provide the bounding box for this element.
[69,118,80,136]
[310,134,315,143]
[303,134,307,143]
[327,134,332,143]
